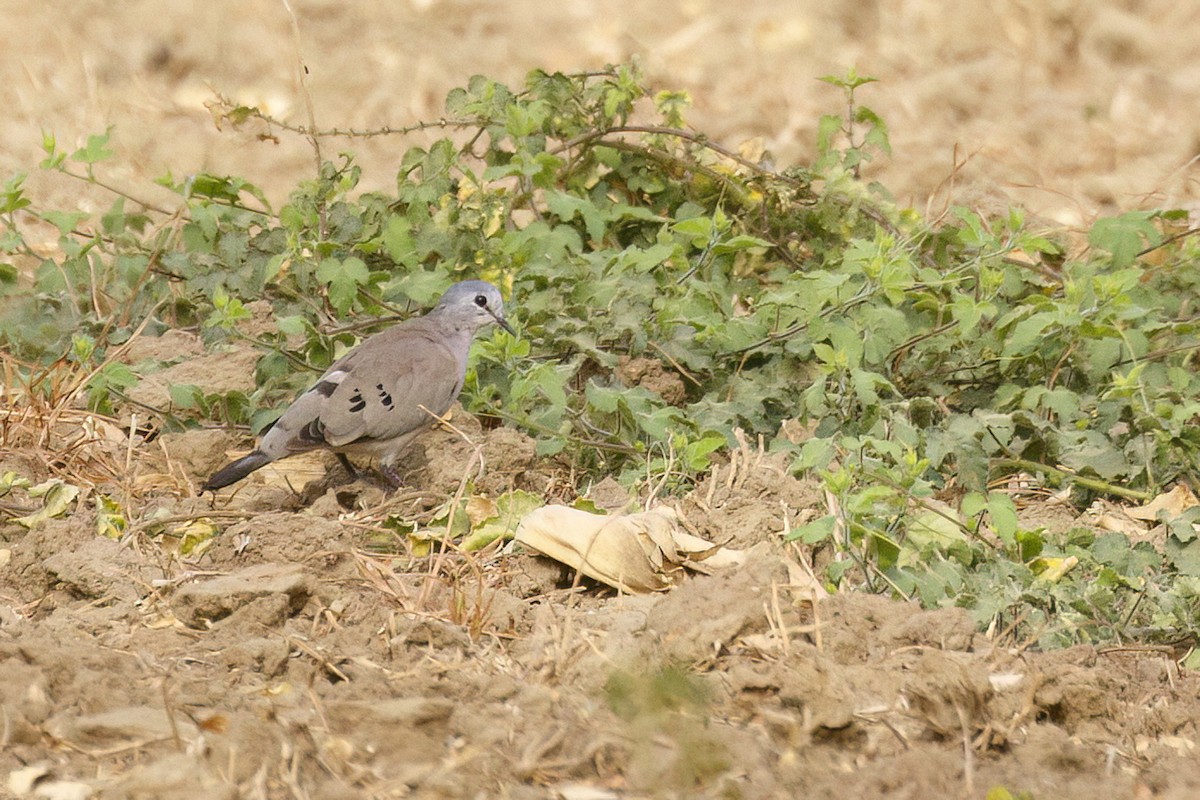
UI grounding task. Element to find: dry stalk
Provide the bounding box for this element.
[415,404,485,612]
[161,676,184,752]
[283,633,350,683]
[352,551,412,605]
[278,0,322,176]
[768,582,791,658]
[957,702,975,796]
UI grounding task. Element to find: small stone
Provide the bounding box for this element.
[170,563,313,628]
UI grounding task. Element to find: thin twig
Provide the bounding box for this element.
[210,91,478,139]
[55,166,174,215]
[555,125,785,181]
[991,458,1152,502]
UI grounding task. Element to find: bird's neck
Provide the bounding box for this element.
[427,308,482,337]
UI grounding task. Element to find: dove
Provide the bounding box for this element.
[201,280,513,492]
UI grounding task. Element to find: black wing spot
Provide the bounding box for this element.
[348,389,366,413]
[376,383,394,409]
[313,379,338,398]
[298,417,326,445]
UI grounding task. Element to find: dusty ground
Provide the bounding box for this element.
[4,1,1200,798]
[4,404,1200,799]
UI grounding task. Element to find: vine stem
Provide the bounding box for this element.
[993,458,1152,503]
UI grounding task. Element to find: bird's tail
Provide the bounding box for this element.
[200,451,273,493]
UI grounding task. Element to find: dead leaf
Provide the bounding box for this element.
[1126,484,1198,521]
[32,781,93,800]
[554,783,620,800]
[1094,511,1147,537]
[8,765,51,795]
[465,495,498,527]
[514,505,744,593]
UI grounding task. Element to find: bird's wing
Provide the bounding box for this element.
[261,328,465,457]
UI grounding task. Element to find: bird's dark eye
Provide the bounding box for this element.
[474,294,488,307]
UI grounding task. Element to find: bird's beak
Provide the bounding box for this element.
[492,310,516,336]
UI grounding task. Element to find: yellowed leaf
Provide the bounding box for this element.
[95,495,127,540]
[172,518,219,556]
[0,471,32,495]
[1160,735,1196,755]
[14,480,80,529]
[1030,555,1079,582]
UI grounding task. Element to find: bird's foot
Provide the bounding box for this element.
[378,464,404,488]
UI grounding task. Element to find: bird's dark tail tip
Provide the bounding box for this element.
[200,451,273,494]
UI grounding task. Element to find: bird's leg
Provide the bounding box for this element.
[335,453,360,480]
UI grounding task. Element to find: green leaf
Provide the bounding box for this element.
[276,315,309,337]
[818,67,879,91]
[0,173,31,214]
[184,173,243,202]
[317,256,370,314]
[381,216,416,265]
[1088,211,1160,268]
[816,113,842,156]
[673,216,716,249]
[905,508,968,554]
[1002,311,1056,357]
[585,382,622,413]
[169,383,204,410]
[682,433,726,472]
[712,234,773,255]
[70,130,114,165]
[960,492,987,520]
[987,494,1019,546]
[1057,432,1130,480]
[786,515,837,544]
[1166,535,1200,577]
[39,210,88,236]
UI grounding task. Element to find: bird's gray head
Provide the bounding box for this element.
[432,280,514,334]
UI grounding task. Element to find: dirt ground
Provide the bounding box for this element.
[4,1,1200,798]
[4,407,1200,800]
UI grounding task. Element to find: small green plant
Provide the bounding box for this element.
[605,665,728,790]
[816,67,890,177]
